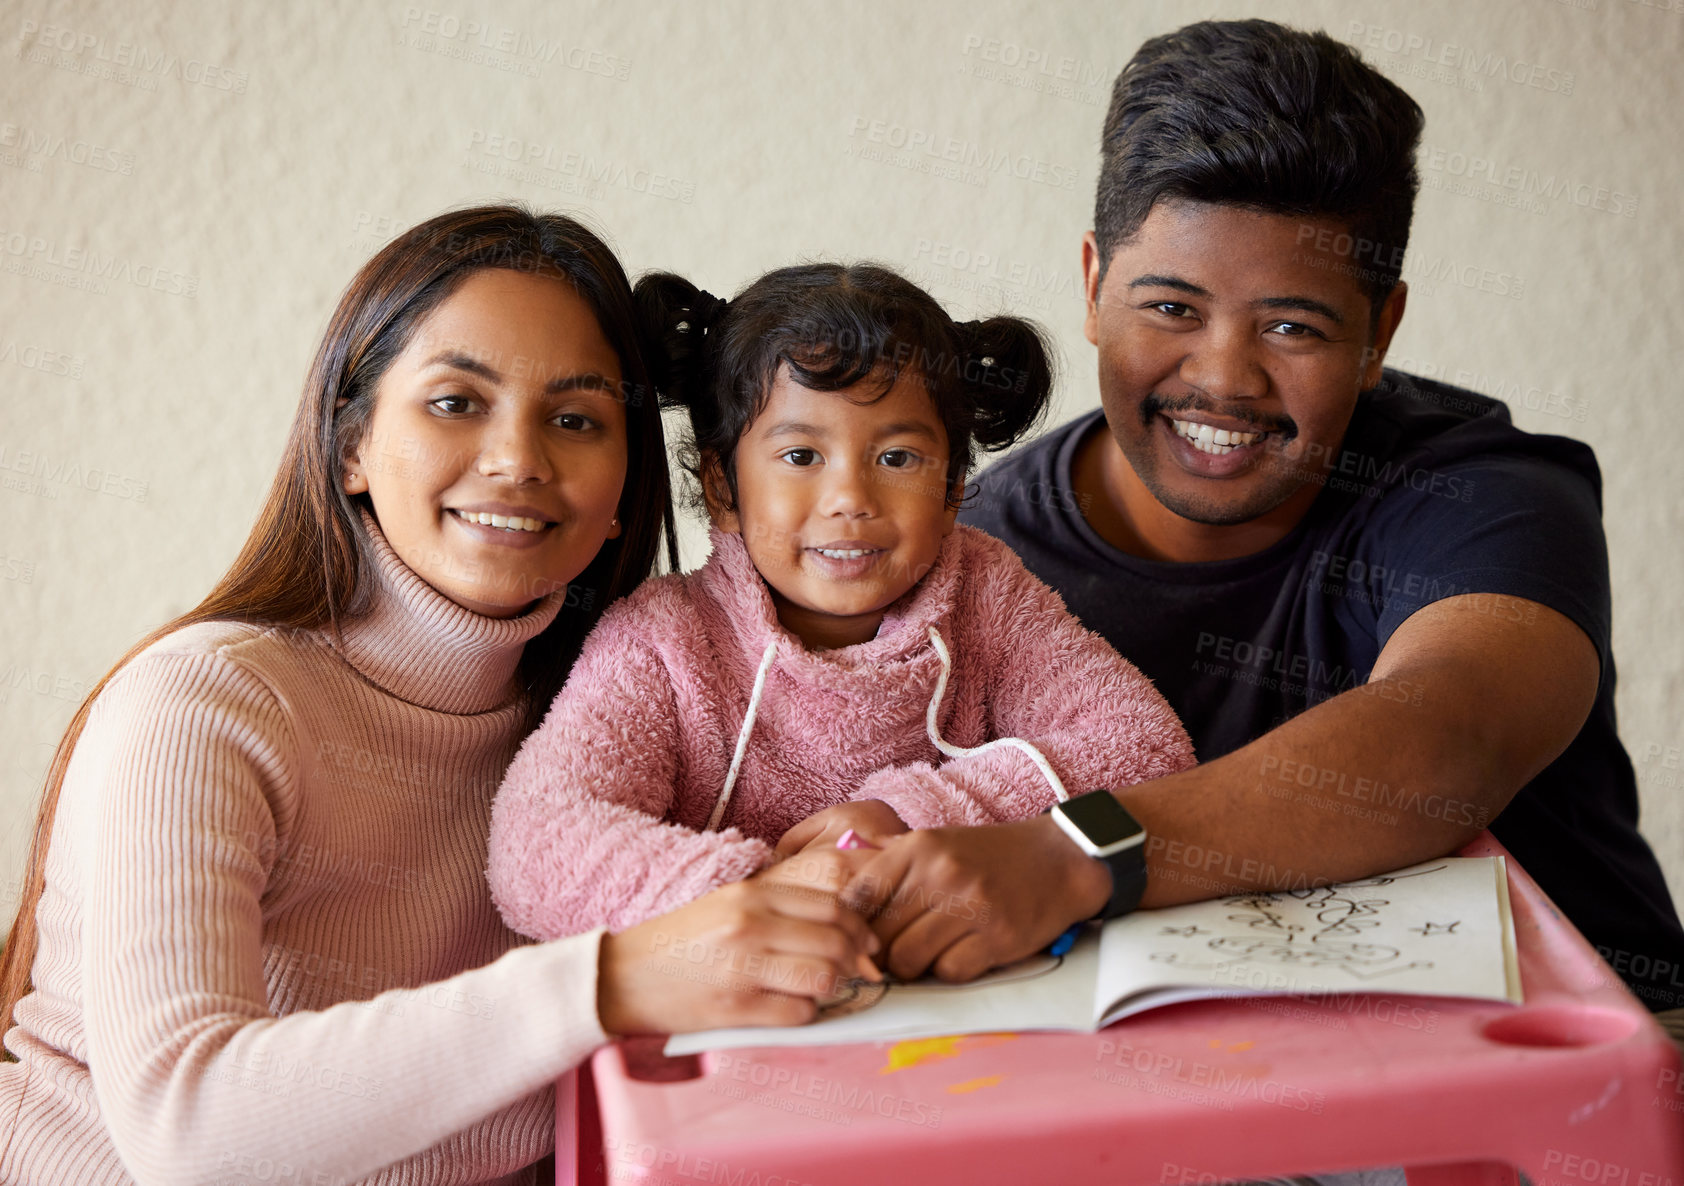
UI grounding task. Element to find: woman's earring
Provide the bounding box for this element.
[608,515,622,538]
[343,470,367,494]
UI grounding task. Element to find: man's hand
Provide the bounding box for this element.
[840,814,1111,982]
[775,799,909,858]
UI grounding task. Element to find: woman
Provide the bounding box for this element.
[0,207,877,1185]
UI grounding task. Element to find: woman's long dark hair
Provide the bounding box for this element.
[0,206,677,1038]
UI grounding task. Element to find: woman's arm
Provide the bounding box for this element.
[488,620,774,940]
[75,649,608,1186]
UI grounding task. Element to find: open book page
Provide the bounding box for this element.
[663,856,1518,1056]
[664,931,1102,1056]
[1094,856,1520,1025]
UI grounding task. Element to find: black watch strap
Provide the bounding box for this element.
[1100,849,1148,921]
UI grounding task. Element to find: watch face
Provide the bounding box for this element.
[1058,792,1145,848]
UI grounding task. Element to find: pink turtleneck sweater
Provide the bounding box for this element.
[0,520,609,1185]
[489,525,1195,941]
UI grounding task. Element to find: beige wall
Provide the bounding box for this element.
[3,0,1680,924]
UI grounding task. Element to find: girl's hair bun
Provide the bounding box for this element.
[633,272,729,411]
[956,316,1054,452]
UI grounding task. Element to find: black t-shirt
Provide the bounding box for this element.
[961,369,1684,1009]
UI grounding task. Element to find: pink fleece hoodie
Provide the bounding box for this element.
[488,524,1194,940]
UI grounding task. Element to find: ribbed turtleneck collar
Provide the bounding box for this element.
[696,525,965,672]
[334,511,566,715]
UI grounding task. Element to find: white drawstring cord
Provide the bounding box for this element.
[923,625,1070,802]
[704,624,1070,832]
[706,638,778,832]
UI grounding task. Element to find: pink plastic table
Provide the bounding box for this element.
[561,835,1684,1185]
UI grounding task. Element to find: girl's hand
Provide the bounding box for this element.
[775,799,910,858]
[596,873,880,1036]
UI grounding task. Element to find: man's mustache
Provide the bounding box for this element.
[1141,392,1298,441]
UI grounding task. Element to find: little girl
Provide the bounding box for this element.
[488,263,1195,940]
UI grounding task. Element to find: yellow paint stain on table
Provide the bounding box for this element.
[1205,1031,1259,1051]
[946,1074,1006,1094]
[1206,1038,1256,1052]
[880,1033,1018,1075]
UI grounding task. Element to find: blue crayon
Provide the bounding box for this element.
[1047,926,1080,957]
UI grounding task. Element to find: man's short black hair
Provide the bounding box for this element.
[1096,19,1425,318]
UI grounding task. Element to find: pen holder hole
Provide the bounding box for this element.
[1481,1005,1638,1048]
[617,1035,704,1082]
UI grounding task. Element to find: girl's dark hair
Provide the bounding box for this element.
[1096,19,1424,319]
[0,205,676,1039]
[635,263,1053,508]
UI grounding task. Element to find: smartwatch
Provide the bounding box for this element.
[1047,790,1148,921]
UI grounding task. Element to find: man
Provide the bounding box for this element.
[837,18,1684,1011]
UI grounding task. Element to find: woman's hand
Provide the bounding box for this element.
[775,799,910,858]
[596,870,881,1036]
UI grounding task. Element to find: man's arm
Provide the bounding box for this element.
[843,592,1600,981]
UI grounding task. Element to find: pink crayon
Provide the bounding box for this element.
[832,829,885,984]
